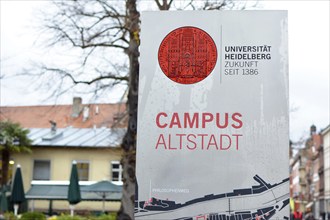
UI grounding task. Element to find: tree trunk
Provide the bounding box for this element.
[117,0,140,219]
[1,149,10,186]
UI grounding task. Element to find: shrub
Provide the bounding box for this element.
[3,212,17,220]
[84,213,116,220]
[96,214,117,220]
[20,212,46,220]
[56,214,86,220]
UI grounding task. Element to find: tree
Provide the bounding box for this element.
[0,121,32,186]
[28,0,250,218]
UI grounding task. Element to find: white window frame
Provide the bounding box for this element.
[33,160,51,180]
[111,161,123,182]
[75,160,90,181]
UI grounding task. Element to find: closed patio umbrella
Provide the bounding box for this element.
[0,187,8,213]
[67,161,81,216]
[11,164,25,216]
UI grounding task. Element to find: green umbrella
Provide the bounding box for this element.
[67,161,81,216]
[0,187,8,213]
[11,164,25,216]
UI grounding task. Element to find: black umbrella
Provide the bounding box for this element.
[0,187,8,213]
[11,164,25,216]
[82,180,121,212]
[67,161,81,216]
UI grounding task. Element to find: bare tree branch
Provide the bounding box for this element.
[42,67,129,84]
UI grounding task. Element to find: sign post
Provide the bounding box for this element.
[136,11,289,220]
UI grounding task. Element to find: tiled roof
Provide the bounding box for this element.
[28,127,125,148]
[0,103,127,128]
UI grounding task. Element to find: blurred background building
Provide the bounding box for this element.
[290,124,330,219]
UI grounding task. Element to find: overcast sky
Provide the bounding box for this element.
[0,1,329,142]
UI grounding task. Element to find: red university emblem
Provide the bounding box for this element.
[158,26,217,84]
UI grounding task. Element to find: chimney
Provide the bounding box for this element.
[82,106,90,122]
[72,97,83,118]
[95,105,99,115]
[310,124,317,136]
[49,120,57,133]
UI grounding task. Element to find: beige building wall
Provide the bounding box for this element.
[30,200,121,213]
[11,147,123,212]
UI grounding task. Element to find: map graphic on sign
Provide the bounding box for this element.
[135,175,289,220]
[137,11,289,220]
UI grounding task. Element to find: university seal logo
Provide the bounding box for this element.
[158,26,217,84]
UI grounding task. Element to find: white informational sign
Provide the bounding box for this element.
[136,11,289,220]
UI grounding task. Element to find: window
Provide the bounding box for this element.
[111,161,123,182]
[33,160,50,180]
[76,161,89,181]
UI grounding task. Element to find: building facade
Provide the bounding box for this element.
[322,125,330,219]
[11,127,125,212]
[0,98,127,213]
[290,125,330,219]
